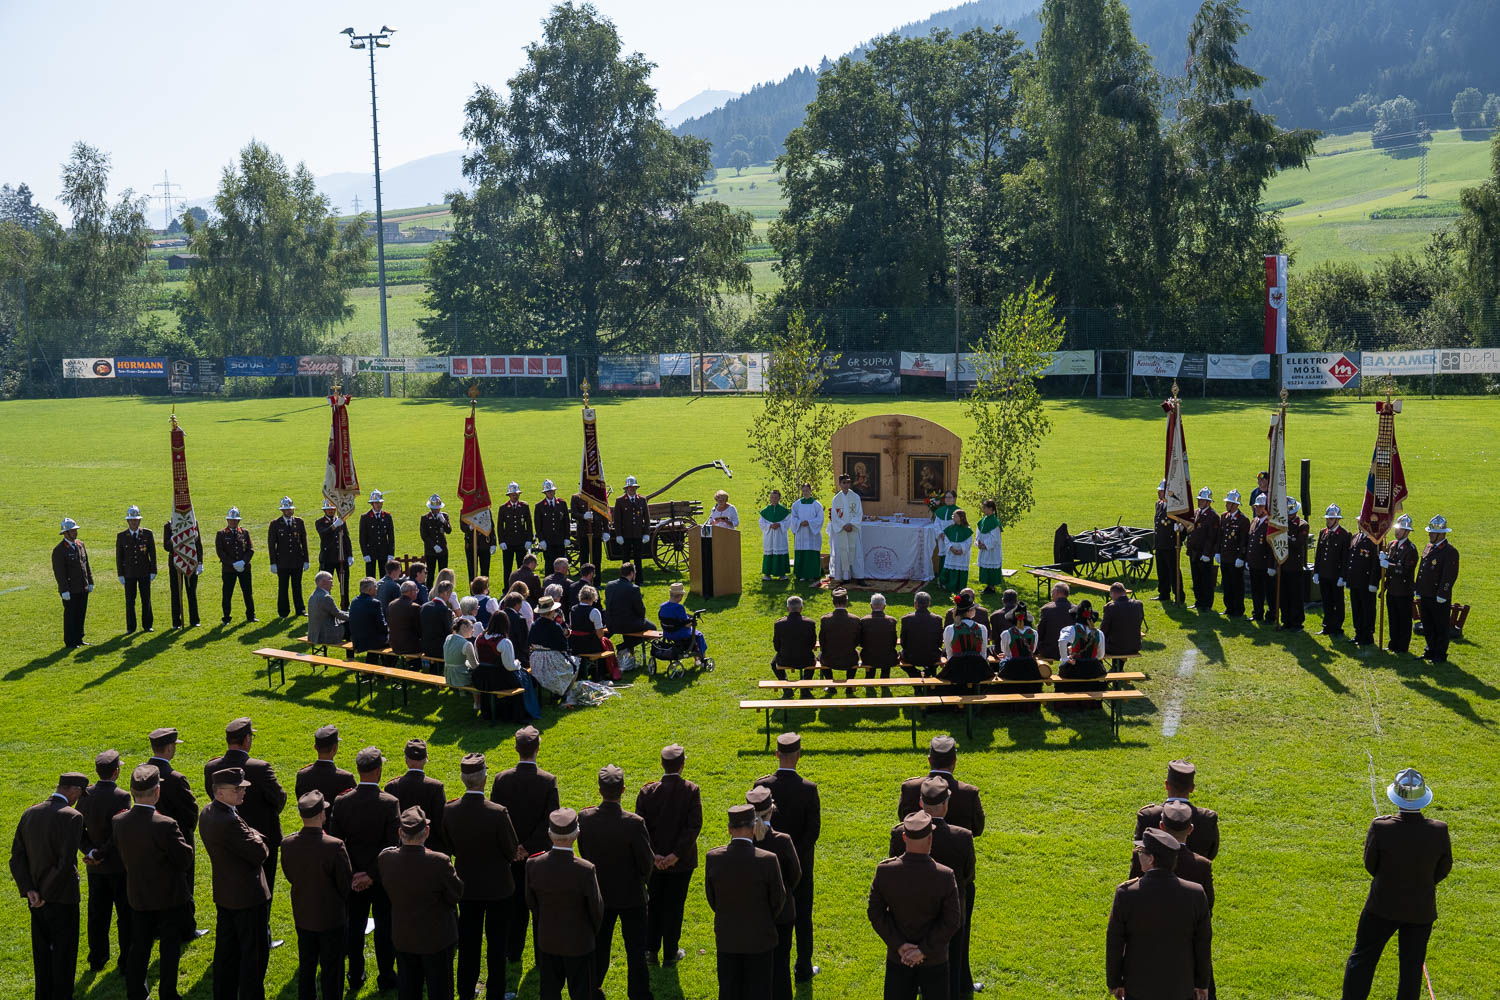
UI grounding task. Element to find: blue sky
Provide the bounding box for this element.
[1,0,952,219]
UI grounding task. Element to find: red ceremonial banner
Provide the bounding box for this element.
[168,417,201,575]
[1161,397,1192,521]
[1264,254,1287,355]
[323,394,360,520]
[579,400,611,520]
[1359,399,1407,541]
[458,411,494,537]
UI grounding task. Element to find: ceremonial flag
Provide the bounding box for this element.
[1161,396,1192,521]
[1267,403,1290,564]
[1264,253,1288,355]
[579,390,611,521]
[322,392,360,520]
[1358,398,1407,541]
[458,406,493,537]
[168,415,201,575]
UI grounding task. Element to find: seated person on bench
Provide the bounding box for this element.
[991,589,1021,632]
[818,588,861,686]
[942,588,990,630]
[860,593,899,679]
[1099,581,1143,656]
[308,571,350,646]
[569,585,619,681]
[659,582,706,657]
[772,594,818,691]
[603,562,655,648]
[1037,582,1076,657]
[347,576,388,658]
[995,602,1044,695]
[898,591,944,677]
[938,595,993,691]
[386,580,422,655]
[475,613,541,720]
[527,596,577,697]
[1057,599,1107,692]
[443,616,484,711]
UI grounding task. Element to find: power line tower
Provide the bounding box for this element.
[153,171,183,231]
[1416,145,1428,199]
[351,194,362,214]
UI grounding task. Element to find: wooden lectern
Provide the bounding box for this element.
[689,526,741,597]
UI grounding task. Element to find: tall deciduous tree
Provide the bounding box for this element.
[421,2,751,358]
[180,141,370,356]
[961,280,1064,529]
[747,310,849,502]
[1455,133,1500,335]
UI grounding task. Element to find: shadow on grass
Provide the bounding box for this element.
[1387,653,1499,730]
[1238,609,1351,695]
[6,646,71,680]
[74,630,187,690]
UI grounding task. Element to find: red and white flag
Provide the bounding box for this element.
[458,409,493,537]
[322,393,360,520]
[1264,254,1287,355]
[168,416,201,575]
[1161,396,1192,521]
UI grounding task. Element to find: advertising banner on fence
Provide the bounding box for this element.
[168,359,224,394]
[114,357,167,378]
[691,352,765,392]
[900,351,950,378]
[354,356,408,373]
[1282,352,1361,390]
[1132,352,1184,377]
[945,353,980,385]
[597,354,661,390]
[659,353,693,376]
[408,356,449,374]
[822,352,899,393]
[1206,354,1271,380]
[1178,353,1208,379]
[296,355,345,377]
[1041,351,1094,376]
[449,355,567,378]
[225,356,296,377]
[1361,350,1438,376]
[63,358,116,379]
[1440,348,1500,374]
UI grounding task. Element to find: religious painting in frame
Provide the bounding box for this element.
[907,454,949,503]
[842,452,881,502]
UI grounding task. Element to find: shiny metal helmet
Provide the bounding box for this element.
[1387,767,1433,811]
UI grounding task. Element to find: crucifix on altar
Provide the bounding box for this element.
[830,413,962,518]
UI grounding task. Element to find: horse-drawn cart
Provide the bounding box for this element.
[1057,524,1156,582]
[576,460,733,573]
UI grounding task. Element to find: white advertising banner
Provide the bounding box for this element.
[1132,352,1184,377]
[63,358,116,379]
[1205,354,1271,380]
[1439,348,1500,375]
[900,351,951,378]
[1361,350,1438,376]
[1282,352,1361,390]
[1042,350,1094,376]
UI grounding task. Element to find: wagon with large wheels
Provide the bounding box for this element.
[1057,524,1156,582]
[571,460,734,573]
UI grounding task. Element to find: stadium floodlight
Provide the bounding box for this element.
[380,25,397,33]
[340,27,354,35]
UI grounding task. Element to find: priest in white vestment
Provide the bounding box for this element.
[827,473,865,582]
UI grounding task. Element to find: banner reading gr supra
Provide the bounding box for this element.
[822,352,899,394]
[597,354,662,390]
[1282,352,1361,390]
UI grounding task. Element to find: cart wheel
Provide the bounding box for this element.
[646,656,657,677]
[652,516,696,573]
[703,657,716,672]
[1123,556,1153,581]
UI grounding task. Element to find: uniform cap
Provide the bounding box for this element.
[919,777,950,805]
[313,724,339,747]
[515,725,541,752]
[125,505,142,519]
[1426,515,1450,534]
[368,489,385,503]
[355,746,384,771]
[507,482,521,494]
[1388,767,1433,810]
[460,752,486,774]
[129,765,160,792]
[745,785,773,811]
[1161,800,1194,832]
[148,727,182,746]
[225,507,241,520]
[279,496,296,510]
[297,790,326,817]
[1325,504,1342,518]
[1167,759,1196,784]
[1395,514,1413,530]
[59,772,89,789]
[598,764,625,791]
[727,803,756,826]
[1224,489,1242,505]
[211,767,251,789]
[661,744,685,764]
[225,717,255,740]
[901,810,934,838]
[1289,498,1301,515]
[399,806,428,834]
[59,517,79,533]
[549,807,579,835]
[1196,487,1213,501]
[95,749,121,775]
[321,497,337,510]
[427,494,445,509]
[624,475,638,487]
[404,738,428,761]
[543,479,556,492]
[929,734,957,756]
[1142,826,1180,861]
[775,732,801,753]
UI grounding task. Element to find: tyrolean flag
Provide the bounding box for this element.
[458,406,493,537]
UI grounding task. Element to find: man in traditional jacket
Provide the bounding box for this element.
[420,495,452,574]
[1314,504,1352,638]
[359,490,396,577]
[1415,516,1460,663]
[116,504,158,633]
[1381,514,1419,653]
[53,517,95,648]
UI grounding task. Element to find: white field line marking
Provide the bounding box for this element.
[1161,646,1199,737]
[0,586,27,595]
[1360,671,1383,736]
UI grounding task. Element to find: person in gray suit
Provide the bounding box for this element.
[307,572,349,645]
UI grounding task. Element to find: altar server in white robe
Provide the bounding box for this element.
[828,473,865,582]
[975,499,1006,595]
[791,483,825,581]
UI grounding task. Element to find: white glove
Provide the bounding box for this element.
[118,576,126,586]
[536,541,546,551]
[614,535,624,544]
[347,556,355,566]
[1199,555,1210,563]
[1267,568,1276,577]
[499,542,508,552]
[1213,554,1220,565]
[270,564,278,574]
[86,584,93,592]
[196,564,204,575]
[584,511,593,520]
[489,545,497,554]
[1312,573,1319,584]
[641,535,650,544]
[433,545,442,554]
[523,541,532,551]
[1368,585,1377,592]
[1436,596,1447,604]
[1234,558,1244,568]
[331,517,344,528]
[233,560,246,573]
[149,573,156,582]
[61,591,70,601]
[1337,578,1345,588]
[1378,553,1389,568]
[302,562,310,572]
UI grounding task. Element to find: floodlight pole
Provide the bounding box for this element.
[345,27,395,396]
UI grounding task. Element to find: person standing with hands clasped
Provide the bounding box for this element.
[116,504,158,634]
[705,804,786,1000]
[380,807,464,1000]
[217,507,256,624]
[269,497,311,619]
[420,495,452,574]
[280,790,353,1000]
[868,810,962,1000]
[53,517,95,648]
[1415,515,1460,664]
[613,475,651,583]
[10,771,87,1000]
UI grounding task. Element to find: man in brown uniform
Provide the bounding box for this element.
[611,475,651,582]
[497,483,535,583]
[1105,828,1212,1000]
[491,726,561,972]
[360,490,397,579]
[280,790,352,1000]
[1381,514,1419,653]
[10,772,87,1000]
[200,767,272,1000]
[898,592,944,677]
[216,508,256,624]
[385,739,448,855]
[705,804,786,1000]
[116,504,158,633]
[163,515,204,628]
[1415,515,1460,664]
[868,810,962,1000]
[81,750,133,973]
[817,588,862,686]
[1314,504,1353,638]
[268,496,311,619]
[633,744,702,966]
[771,595,818,688]
[1154,480,1182,604]
[420,494,453,573]
[1129,801,1214,911]
[578,765,655,999]
[1345,524,1381,647]
[444,753,520,1000]
[53,517,95,647]
[145,726,204,942]
[754,734,820,982]
[314,501,355,609]
[526,808,605,1000]
[204,717,287,896]
[1342,768,1452,1000]
[860,594,900,679]
[295,726,355,818]
[1216,490,1250,618]
[572,491,605,572]
[534,480,572,561]
[889,779,977,999]
[1134,760,1220,862]
[379,807,464,1000]
[329,747,400,993]
[746,786,801,1000]
[1185,488,1220,612]
[113,765,194,1000]
[1247,499,1273,623]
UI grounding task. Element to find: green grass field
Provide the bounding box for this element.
[2,395,1496,998]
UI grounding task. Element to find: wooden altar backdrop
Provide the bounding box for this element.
[829,414,962,518]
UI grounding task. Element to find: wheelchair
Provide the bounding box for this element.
[648,608,715,680]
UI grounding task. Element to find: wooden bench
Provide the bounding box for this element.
[946,690,1146,739]
[756,671,1148,691]
[739,696,950,749]
[1412,600,1471,636]
[1024,566,1128,602]
[253,648,522,717]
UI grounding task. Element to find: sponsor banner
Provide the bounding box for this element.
[297,354,345,377]
[659,353,693,376]
[691,352,765,392]
[1041,350,1094,376]
[168,359,224,394]
[822,351,899,394]
[1178,353,1208,380]
[945,353,980,385]
[408,356,450,374]
[900,351,951,378]
[1440,348,1500,375]
[1206,354,1271,380]
[225,356,297,377]
[1282,351,1361,390]
[355,356,407,373]
[114,357,167,378]
[1132,351,1184,377]
[449,355,568,378]
[1361,350,1438,376]
[597,354,662,390]
[63,358,116,379]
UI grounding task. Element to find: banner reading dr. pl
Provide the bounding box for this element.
[1282,352,1361,390]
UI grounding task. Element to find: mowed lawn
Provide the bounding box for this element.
[1,394,1497,999]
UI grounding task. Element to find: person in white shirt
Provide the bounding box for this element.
[827,474,865,583]
[707,490,740,530]
[791,484,824,582]
[1057,600,1107,692]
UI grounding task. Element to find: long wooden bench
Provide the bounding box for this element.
[947,690,1146,738]
[757,671,1148,691]
[1025,566,1128,601]
[739,696,950,749]
[254,648,522,718]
